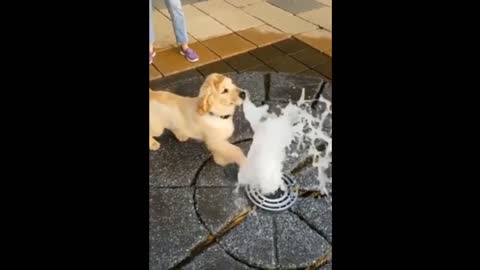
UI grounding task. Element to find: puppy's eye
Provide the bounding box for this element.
[222,89,228,94]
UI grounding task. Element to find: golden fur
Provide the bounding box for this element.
[149,73,247,167]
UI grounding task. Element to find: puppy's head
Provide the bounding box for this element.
[197,73,246,116]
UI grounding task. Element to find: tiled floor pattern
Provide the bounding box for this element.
[153,0,331,45]
[150,0,331,78]
[150,37,331,82]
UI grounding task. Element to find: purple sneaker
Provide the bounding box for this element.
[180,47,199,63]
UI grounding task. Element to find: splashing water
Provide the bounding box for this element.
[238,88,332,196]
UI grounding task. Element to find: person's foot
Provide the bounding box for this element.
[179,47,199,63]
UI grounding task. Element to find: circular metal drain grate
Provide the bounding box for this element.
[245,174,298,211]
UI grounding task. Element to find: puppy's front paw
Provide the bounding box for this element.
[237,156,248,168]
[213,155,228,166]
[150,141,160,150]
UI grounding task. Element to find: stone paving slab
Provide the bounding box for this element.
[268,0,324,15]
[291,164,323,190]
[216,209,332,269]
[290,46,331,69]
[236,25,290,47]
[194,0,239,13]
[150,188,209,269]
[226,0,265,8]
[294,29,332,54]
[269,72,325,102]
[150,38,331,82]
[291,197,332,243]
[150,65,162,81]
[194,0,264,32]
[151,0,332,70]
[196,187,250,234]
[220,213,277,269]
[225,53,265,72]
[153,0,207,10]
[245,63,275,73]
[196,159,236,187]
[182,244,253,270]
[232,106,255,142]
[150,71,204,97]
[324,48,332,58]
[316,0,332,6]
[242,2,318,34]
[249,45,285,63]
[197,60,236,76]
[183,4,233,41]
[150,72,332,269]
[273,38,311,55]
[297,6,332,31]
[265,56,309,74]
[243,1,292,20]
[313,59,332,79]
[275,211,331,268]
[157,4,233,42]
[320,261,332,270]
[200,34,256,59]
[150,131,210,187]
[300,69,322,77]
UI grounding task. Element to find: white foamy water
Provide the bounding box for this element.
[237,99,293,194]
[238,88,332,196]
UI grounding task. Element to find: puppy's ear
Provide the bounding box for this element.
[208,73,224,92]
[199,73,225,97]
[197,93,213,115]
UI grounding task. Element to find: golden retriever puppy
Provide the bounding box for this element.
[149,73,247,167]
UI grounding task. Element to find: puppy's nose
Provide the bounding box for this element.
[239,91,246,100]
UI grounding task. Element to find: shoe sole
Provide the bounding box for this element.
[179,50,199,63]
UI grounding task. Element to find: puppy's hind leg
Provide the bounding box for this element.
[150,136,160,150]
[149,128,164,151]
[171,129,189,142]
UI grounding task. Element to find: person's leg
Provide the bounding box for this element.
[164,0,188,47]
[149,0,156,64]
[164,0,199,62]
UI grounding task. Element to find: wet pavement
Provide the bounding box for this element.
[150,72,332,269]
